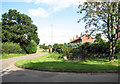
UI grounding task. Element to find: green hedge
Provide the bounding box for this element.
[2,42,26,54]
[25,40,37,54]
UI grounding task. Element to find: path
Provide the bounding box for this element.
[1,53,48,71]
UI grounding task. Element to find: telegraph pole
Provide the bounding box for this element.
[51,24,53,46]
[50,24,53,53]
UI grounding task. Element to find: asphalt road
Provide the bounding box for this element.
[2,67,118,82]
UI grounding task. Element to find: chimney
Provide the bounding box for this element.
[70,38,72,41]
[73,37,74,40]
[86,30,88,34]
[76,35,78,38]
[81,32,82,36]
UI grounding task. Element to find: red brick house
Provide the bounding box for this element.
[69,30,94,43]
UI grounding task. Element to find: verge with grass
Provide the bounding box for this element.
[0,53,27,59]
[15,53,119,71]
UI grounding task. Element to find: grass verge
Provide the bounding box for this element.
[0,53,27,59]
[15,53,119,70]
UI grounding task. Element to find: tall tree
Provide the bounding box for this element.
[2,9,40,49]
[78,1,120,62]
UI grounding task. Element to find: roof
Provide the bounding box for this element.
[69,34,94,43]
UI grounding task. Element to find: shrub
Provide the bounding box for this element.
[115,40,120,54]
[55,44,64,54]
[25,40,37,54]
[2,42,26,54]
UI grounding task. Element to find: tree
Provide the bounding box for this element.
[94,33,104,43]
[78,1,120,62]
[2,9,40,50]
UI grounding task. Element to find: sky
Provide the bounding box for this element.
[0,0,88,45]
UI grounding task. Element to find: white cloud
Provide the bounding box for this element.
[34,0,80,12]
[28,7,49,17]
[25,0,82,13]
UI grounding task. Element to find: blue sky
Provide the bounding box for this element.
[0,0,88,45]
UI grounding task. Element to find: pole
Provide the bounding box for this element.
[51,24,53,53]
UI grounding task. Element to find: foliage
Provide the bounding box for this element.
[68,41,119,60]
[55,44,64,54]
[25,40,37,54]
[78,1,120,61]
[2,42,26,54]
[115,40,120,54]
[1,9,40,50]
[53,43,58,51]
[39,43,49,50]
[64,42,82,48]
[94,33,104,43]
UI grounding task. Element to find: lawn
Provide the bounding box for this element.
[16,53,119,70]
[0,53,27,59]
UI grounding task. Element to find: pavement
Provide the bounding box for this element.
[0,52,119,82]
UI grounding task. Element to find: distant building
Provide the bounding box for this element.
[69,30,94,43]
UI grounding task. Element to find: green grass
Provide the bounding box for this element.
[0,53,27,59]
[16,53,119,70]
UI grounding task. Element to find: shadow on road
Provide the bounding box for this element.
[2,69,118,82]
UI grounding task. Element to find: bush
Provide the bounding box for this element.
[55,44,64,54]
[25,40,37,54]
[2,42,26,54]
[115,40,120,54]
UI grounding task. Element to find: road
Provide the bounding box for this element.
[1,53,48,71]
[2,66,118,82]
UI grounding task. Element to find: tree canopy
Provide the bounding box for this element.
[2,9,40,49]
[78,1,120,62]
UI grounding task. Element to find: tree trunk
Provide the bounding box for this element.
[109,41,114,62]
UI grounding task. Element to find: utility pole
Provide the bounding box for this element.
[50,24,53,53]
[51,24,53,46]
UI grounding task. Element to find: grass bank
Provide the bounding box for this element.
[16,53,119,70]
[0,53,27,59]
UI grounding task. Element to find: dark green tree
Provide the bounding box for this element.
[2,9,40,50]
[78,1,120,62]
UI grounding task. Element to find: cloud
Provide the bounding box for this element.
[25,0,81,13]
[28,7,49,17]
[34,0,80,12]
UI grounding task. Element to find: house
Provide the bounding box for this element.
[69,30,94,43]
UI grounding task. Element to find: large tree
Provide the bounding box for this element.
[78,1,120,62]
[2,9,40,49]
